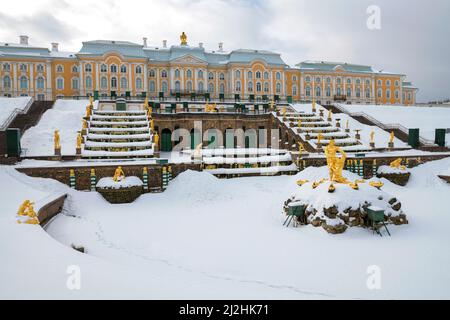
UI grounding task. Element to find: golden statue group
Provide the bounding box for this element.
[17,200,39,225]
[113,166,125,182]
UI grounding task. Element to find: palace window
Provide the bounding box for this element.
[72,65,78,73]
[264,82,269,92]
[247,81,253,92]
[3,76,11,88]
[403,93,406,101]
[174,69,180,78]
[72,78,79,90]
[208,72,214,80]
[346,87,351,97]
[135,65,142,74]
[264,72,269,80]
[235,70,241,78]
[121,77,127,89]
[395,90,399,99]
[198,70,204,79]
[315,77,321,83]
[100,64,107,73]
[366,79,371,86]
[386,80,391,86]
[85,64,92,73]
[336,87,341,96]
[186,81,192,92]
[276,82,281,93]
[36,77,45,89]
[198,81,204,92]
[136,78,142,89]
[149,81,155,92]
[305,86,311,97]
[149,69,155,77]
[121,65,127,73]
[162,81,168,93]
[20,64,27,72]
[219,73,225,80]
[235,81,241,92]
[292,75,297,82]
[356,87,361,98]
[110,64,117,73]
[386,89,391,99]
[377,89,382,98]
[56,65,63,73]
[315,86,321,97]
[256,82,262,92]
[111,77,117,88]
[276,72,281,80]
[326,77,331,83]
[219,83,225,94]
[408,93,411,100]
[347,78,352,84]
[366,88,371,98]
[292,85,297,96]
[395,80,399,87]
[208,83,214,93]
[56,77,64,90]
[336,78,341,84]
[3,63,10,71]
[356,78,361,85]
[86,76,92,88]
[101,77,107,89]
[248,71,253,79]
[36,64,44,72]
[326,86,331,97]
[305,76,311,83]
[20,76,28,89]
[161,70,167,78]
[377,80,382,86]
[174,80,180,92]
[186,69,192,78]
[256,71,261,79]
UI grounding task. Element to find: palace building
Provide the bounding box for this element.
[0,34,418,105]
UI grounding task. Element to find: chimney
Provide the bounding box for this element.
[218,42,224,52]
[143,37,148,47]
[199,42,203,48]
[163,40,167,48]
[19,35,29,45]
[51,42,59,52]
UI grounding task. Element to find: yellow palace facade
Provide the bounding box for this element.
[0,34,418,105]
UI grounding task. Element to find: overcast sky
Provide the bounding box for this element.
[0,0,448,102]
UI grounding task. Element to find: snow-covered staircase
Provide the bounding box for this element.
[82,110,155,158]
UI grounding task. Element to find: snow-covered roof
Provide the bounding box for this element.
[296,60,404,76]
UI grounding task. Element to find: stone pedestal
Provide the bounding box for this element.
[317,143,322,150]
[81,129,87,136]
[355,134,361,140]
[370,142,375,148]
[345,129,350,133]
[54,148,61,156]
[319,110,324,117]
[335,120,341,128]
[76,148,81,155]
[327,117,332,122]
[388,142,394,148]
[305,133,311,141]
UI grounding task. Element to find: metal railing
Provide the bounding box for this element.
[0,97,35,131]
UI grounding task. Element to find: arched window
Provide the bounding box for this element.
[366,88,371,98]
[135,65,142,74]
[161,70,167,78]
[356,78,361,85]
[3,76,11,88]
[3,63,10,71]
[72,78,79,90]
[175,69,180,78]
[175,80,181,92]
[366,79,371,86]
[162,81,168,93]
[395,90,399,99]
[110,64,117,73]
[386,89,391,99]
[256,71,261,79]
[356,87,361,98]
[56,65,63,73]
[120,65,127,73]
[326,86,331,97]
[247,81,253,92]
[336,78,341,84]
[337,87,341,96]
[86,76,92,88]
[256,82,262,92]
[149,69,155,77]
[110,77,117,88]
[198,70,204,79]
[248,71,252,79]
[292,75,297,82]
[315,86,321,97]
[100,64,107,73]
[36,77,45,89]
[198,81,204,92]
[186,81,192,92]
[386,80,391,86]
[395,80,399,87]
[101,77,107,89]
[276,82,281,93]
[235,70,241,78]
[327,77,331,83]
[56,77,64,90]
[20,76,28,89]
[186,69,192,78]
[72,65,78,73]
[264,72,269,80]
[292,85,297,96]
[36,64,44,72]
[20,64,27,72]
[121,77,127,89]
[149,81,155,92]
[346,87,351,97]
[235,81,241,92]
[208,72,214,80]
[377,80,382,86]
[315,77,321,83]
[208,83,214,93]
[85,64,92,72]
[305,76,311,82]
[264,82,269,92]
[305,86,311,97]
[220,83,225,94]
[135,78,142,89]
[276,72,281,80]
[408,93,412,100]
[347,78,352,84]
[219,73,225,80]
[377,89,382,98]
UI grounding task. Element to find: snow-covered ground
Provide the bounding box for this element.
[1,156,450,299]
[21,99,98,156]
[337,104,450,145]
[0,96,32,128]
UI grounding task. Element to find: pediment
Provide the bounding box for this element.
[333,65,345,72]
[171,54,207,65]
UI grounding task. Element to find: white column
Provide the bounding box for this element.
[45,62,51,99]
[13,63,17,96]
[29,63,34,97]
[79,62,84,95]
[144,64,148,93]
[156,68,160,92]
[180,67,184,90]
[95,63,100,90]
[372,77,376,104]
[128,63,133,93]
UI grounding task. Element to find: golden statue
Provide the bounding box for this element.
[282,106,287,117]
[270,100,275,111]
[144,97,149,108]
[390,158,406,171]
[18,200,32,216]
[89,95,94,107]
[180,32,188,45]
[298,118,302,127]
[389,131,395,144]
[150,119,155,131]
[317,132,324,145]
[296,179,309,186]
[324,139,348,183]
[370,131,375,144]
[17,200,39,224]
[328,109,332,120]
[154,132,159,146]
[312,99,316,112]
[82,119,88,130]
[113,166,125,182]
[298,142,305,156]
[54,130,61,150]
[86,105,91,118]
[346,119,349,130]
[76,132,82,149]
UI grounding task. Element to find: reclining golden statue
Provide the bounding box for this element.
[390,158,406,171]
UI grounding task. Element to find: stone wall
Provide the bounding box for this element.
[38,194,67,226]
